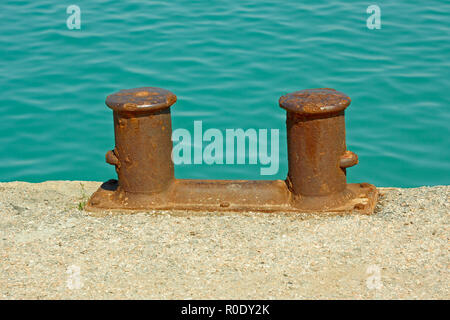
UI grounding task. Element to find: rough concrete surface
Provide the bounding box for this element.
[0,181,448,299]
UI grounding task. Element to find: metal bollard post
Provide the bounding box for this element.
[279,88,359,209]
[104,87,176,194]
[87,86,377,214]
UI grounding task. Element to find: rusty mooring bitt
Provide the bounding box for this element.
[86,87,377,214]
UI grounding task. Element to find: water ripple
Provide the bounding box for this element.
[0,0,449,186]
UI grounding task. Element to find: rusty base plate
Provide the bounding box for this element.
[86,179,378,215]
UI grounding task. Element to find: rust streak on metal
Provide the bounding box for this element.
[87,87,378,215]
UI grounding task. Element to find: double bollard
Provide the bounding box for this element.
[87,87,377,214]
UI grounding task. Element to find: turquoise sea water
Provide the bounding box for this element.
[1,0,449,187]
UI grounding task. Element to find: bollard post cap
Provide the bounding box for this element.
[279,88,351,115]
[106,87,177,112]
